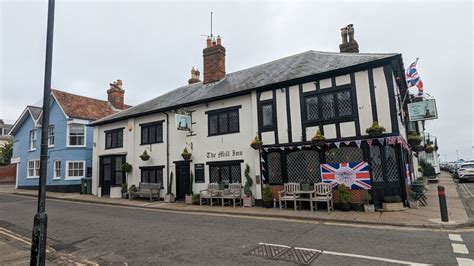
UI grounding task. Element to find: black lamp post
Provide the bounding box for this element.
[30,0,55,265]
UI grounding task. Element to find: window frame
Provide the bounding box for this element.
[53,160,61,180]
[27,159,40,178]
[258,99,276,131]
[67,124,86,147]
[206,106,241,136]
[29,130,37,151]
[65,160,86,180]
[207,160,243,184]
[48,125,55,147]
[139,166,165,188]
[105,128,124,149]
[140,121,164,145]
[302,86,356,124]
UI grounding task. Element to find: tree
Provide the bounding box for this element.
[0,140,13,166]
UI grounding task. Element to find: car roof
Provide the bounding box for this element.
[461,163,474,167]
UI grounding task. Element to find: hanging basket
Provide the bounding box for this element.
[250,143,262,150]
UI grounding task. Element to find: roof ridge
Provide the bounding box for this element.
[51,88,109,104]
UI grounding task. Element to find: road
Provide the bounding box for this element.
[1,193,473,265]
[457,177,474,219]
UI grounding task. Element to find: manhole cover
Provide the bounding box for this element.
[247,243,321,265]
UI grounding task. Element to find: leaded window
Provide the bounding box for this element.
[287,150,320,184]
[267,152,282,184]
[209,162,242,184]
[305,97,319,121]
[370,146,384,183]
[304,88,354,122]
[320,94,335,120]
[325,147,363,163]
[261,102,274,128]
[141,166,164,186]
[207,107,240,136]
[337,90,353,116]
[141,122,163,144]
[105,128,123,149]
[385,146,399,181]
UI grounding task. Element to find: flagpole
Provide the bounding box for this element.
[401,57,420,107]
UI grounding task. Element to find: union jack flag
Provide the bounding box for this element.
[406,59,424,95]
[320,162,372,190]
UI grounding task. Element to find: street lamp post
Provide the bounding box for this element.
[30,0,55,265]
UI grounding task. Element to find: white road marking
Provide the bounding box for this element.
[259,243,430,265]
[461,184,474,197]
[452,243,469,254]
[449,234,464,242]
[456,258,473,266]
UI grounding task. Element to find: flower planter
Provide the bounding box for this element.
[164,194,175,203]
[382,202,404,211]
[250,143,262,150]
[409,200,419,209]
[185,194,193,204]
[301,183,310,191]
[364,204,375,212]
[408,139,422,147]
[243,196,255,207]
[140,155,150,161]
[110,186,122,199]
[182,154,192,160]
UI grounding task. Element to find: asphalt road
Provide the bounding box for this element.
[457,176,474,219]
[1,193,473,265]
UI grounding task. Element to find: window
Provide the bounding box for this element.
[141,122,163,145]
[286,150,320,184]
[105,128,124,149]
[68,124,85,146]
[48,125,55,147]
[207,106,240,136]
[140,166,164,186]
[325,147,363,163]
[29,130,36,150]
[304,89,354,122]
[66,161,85,179]
[53,160,61,179]
[27,160,40,178]
[209,161,242,184]
[267,152,282,184]
[259,101,275,130]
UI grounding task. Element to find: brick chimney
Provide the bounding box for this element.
[188,67,201,84]
[339,24,359,53]
[107,79,125,110]
[203,35,226,84]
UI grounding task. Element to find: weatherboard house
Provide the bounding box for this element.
[90,28,414,208]
[10,82,128,192]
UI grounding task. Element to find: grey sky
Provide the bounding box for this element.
[1,0,472,161]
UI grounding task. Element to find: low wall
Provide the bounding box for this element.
[0,164,16,184]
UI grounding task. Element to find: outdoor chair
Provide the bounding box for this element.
[129,183,161,202]
[278,183,301,211]
[310,182,333,213]
[199,183,220,206]
[411,182,427,206]
[221,183,242,207]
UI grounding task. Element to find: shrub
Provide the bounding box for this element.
[365,121,386,136]
[243,164,253,197]
[262,186,273,203]
[338,184,350,204]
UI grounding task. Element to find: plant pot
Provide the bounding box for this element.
[311,140,325,147]
[264,201,272,208]
[382,202,404,211]
[243,196,255,207]
[340,202,351,211]
[185,194,193,204]
[250,143,262,150]
[364,204,375,212]
[409,200,419,209]
[122,192,129,199]
[218,183,225,190]
[164,194,175,203]
[182,153,192,160]
[367,131,383,137]
[408,139,422,146]
[301,183,310,191]
[140,155,150,161]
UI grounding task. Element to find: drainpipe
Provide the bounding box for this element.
[164,112,170,191]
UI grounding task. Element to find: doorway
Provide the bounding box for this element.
[100,155,126,195]
[175,161,190,201]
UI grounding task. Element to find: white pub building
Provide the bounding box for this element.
[91,26,414,208]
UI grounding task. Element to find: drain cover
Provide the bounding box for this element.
[247,243,321,264]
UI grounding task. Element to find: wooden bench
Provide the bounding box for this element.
[129,183,161,202]
[278,183,301,211]
[199,183,220,206]
[222,183,242,207]
[310,182,333,213]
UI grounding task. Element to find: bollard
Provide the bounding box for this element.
[438,185,449,222]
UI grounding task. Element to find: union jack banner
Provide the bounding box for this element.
[320,162,372,190]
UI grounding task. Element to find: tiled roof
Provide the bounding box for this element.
[91,50,399,126]
[51,89,117,121]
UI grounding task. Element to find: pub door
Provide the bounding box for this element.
[100,155,126,196]
[175,161,190,201]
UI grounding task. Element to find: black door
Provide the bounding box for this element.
[370,145,403,207]
[100,155,126,195]
[175,162,190,201]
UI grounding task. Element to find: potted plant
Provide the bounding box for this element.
[121,182,128,199]
[365,121,386,137]
[250,135,263,150]
[311,129,326,146]
[434,139,439,151]
[164,172,175,203]
[424,144,435,153]
[363,192,375,212]
[412,145,424,152]
[243,164,255,207]
[382,195,404,211]
[338,184,351,211]
[181,147,192,160]
[301,179,310,191]
[185,172,194,204]
[407,132,422,147]
[139,150,150,161]
[262,185,273,208]
[408,190,419,209]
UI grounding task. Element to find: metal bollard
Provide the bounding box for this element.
[438,185,449,222]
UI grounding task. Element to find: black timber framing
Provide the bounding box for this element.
[285,87,292,143]
[272,89,279,144]
[299,84,306,141]
[368,68,378,122]
[383,64,400,134]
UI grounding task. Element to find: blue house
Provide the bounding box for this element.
[10,81,128,192]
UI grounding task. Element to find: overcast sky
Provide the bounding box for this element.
[1,0,472,161]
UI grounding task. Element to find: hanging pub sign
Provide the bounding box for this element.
[320,162,372,190]
[175,114,191,131]
[407,99,438,122]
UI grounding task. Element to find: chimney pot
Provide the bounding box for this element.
[216,35,222,45]
[339,24,359,53]
[107,80,125,110]
[206,37,212,48]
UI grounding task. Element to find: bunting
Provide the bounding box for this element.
[355,140,362,148]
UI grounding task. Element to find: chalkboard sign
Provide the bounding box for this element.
[194,163,205,183]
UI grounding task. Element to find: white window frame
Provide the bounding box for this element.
[53,160,61,180]
[27,159,40,178]
[29,130,37,151]
[65,160,85,180]
[67,124,86,147]
[48,125,55,147]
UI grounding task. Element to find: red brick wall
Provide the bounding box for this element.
[203,43,226,84]
[0,164,16,184]
[269,184,367,203]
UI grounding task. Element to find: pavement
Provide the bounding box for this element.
[0,172,471,229]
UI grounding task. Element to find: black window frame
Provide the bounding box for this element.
[302,86,355,124]
[140,121,164,145]
[258,99,276,131]
[105,128,124,149]
[206,105,241,136]
[139,166,164,188]
[207,160,243,184]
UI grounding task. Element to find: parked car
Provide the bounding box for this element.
[458,163,474,183]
